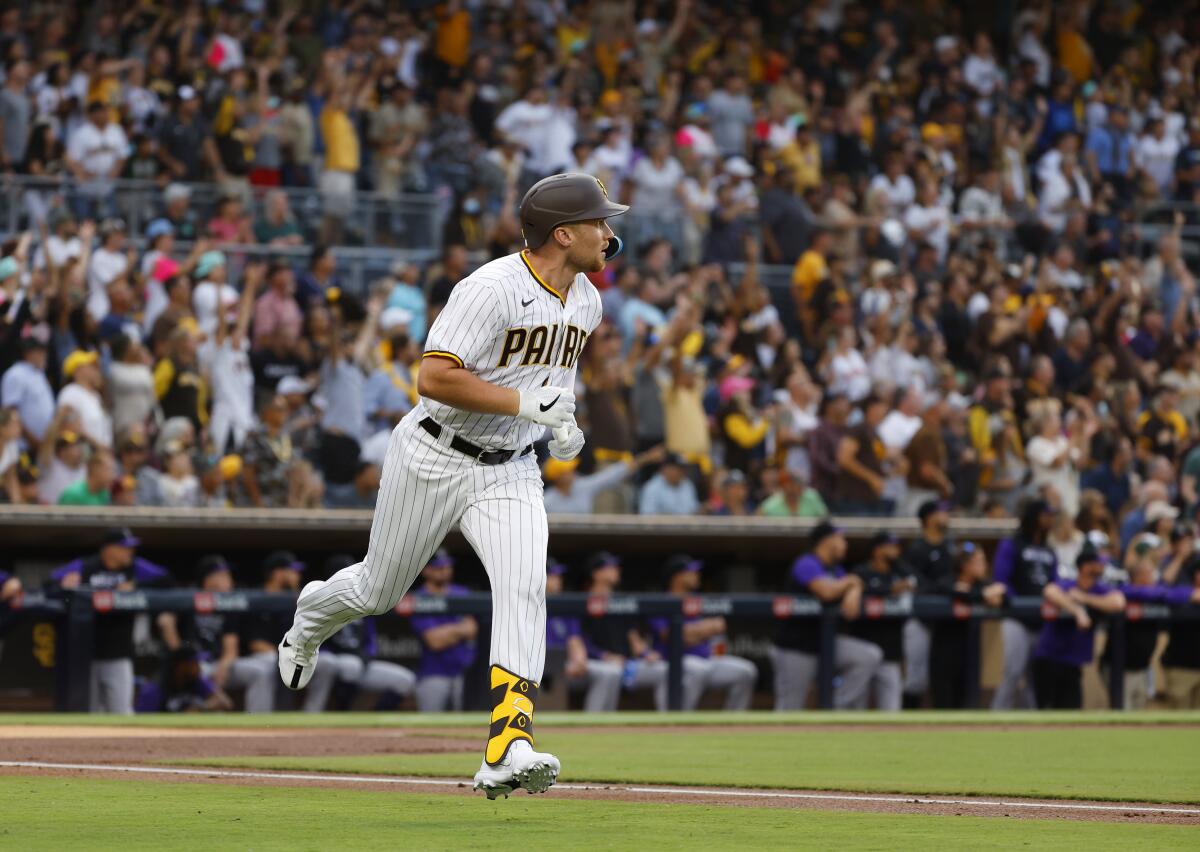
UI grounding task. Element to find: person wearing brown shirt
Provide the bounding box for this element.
[902,398,953,516]
[808,394,849,505]
[583,326,636,512]
[833,395,891,515]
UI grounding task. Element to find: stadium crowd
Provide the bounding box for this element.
[2,2,1200,709]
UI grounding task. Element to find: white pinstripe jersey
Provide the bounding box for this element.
[419,250,604,450]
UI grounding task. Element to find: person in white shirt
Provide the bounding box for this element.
[1026,409,1084,517]
[877,387,924,452]
[107,335,157,438]
[34,208,82,270]
[1038,154,1092,234]
[631,135,686,249]
[494,86,559,178]
[37,428,87,505]
[201,263,263,453]
[65,100,129,217]
[903,181,952,263]
[962,33,1002,117]
[191,250,238,336]
[588,123,633,200]
[826,327,871,403]
[868,151,916,218]
[56,350,112,450]
[1137,117,1181,196]
[85,218,129,322]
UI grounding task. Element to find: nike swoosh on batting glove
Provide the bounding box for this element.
[518,386,576,429]
[548,419,586,461]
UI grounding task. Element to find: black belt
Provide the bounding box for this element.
[419,417,533,465]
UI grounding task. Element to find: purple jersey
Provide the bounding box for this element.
[1120,582,1195,606]
[1033,578,1113,667]
[546,616,580,651]
[411,583,476,678]
[648,615,712,659]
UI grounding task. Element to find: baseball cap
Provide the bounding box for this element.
[19,335,47,354]
[869,531,900,549]
[177,85,196,102]
[664,554,702,577]
[379,307,414,332]
[720,469,747,488]
[547,557,567,577]
[808,520,844,548]
[585,551,621,573]
[427,549,453,569]
[0,256,18,281]
[263,550,304,573]
[195,250,227,280]
[145,218,174,240]
[197,555,233,579]
[164,183,192,203]
[918,499,953,522]
[56,429,80,448]
[1145,500,1180,525]
[661,451,685,468]
[542,456,580,483]
[63,349,99,379]
[151,255,181,283]
[101,527,140,549]
[1076,545,1106,567]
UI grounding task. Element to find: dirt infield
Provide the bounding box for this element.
[1,725,1197,825]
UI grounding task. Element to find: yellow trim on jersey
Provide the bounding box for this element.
[422,350,464,368]
[520,250,566,306]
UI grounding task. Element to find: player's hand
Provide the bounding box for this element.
[549,417,585,461]
[518,385,576,429]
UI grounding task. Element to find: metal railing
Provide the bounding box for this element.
[13,588,1196,713]
[0,175,444,252]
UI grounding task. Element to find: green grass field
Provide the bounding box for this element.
[173,727,1200,803]
[2,776,1195,852]
[3,713,1198,849]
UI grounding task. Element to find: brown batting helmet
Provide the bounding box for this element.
[519,172,630,257]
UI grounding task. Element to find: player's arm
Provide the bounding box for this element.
[682,617,726,646]
[421,618,476,651]
[417,355,522,416]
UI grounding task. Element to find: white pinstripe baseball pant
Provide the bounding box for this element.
[286,411,549,683]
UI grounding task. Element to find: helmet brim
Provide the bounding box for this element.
[574,200,630,221]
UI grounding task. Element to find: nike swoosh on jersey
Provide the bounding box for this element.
[539,395,561,412]
[521,298,534,307]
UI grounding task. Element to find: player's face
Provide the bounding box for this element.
[566,219,615,273]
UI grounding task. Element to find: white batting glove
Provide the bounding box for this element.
[548,417,586,461]
[518,386,576,429]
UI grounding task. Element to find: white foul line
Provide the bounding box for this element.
[2,761,1198,816]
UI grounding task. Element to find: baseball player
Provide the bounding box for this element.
[648,556,758,711]
[300,554,418,712]
[185,555,277,713]
[411,550,477,712]
[280,173,627,798]
[51,528,176,714]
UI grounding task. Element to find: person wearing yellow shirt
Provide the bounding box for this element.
[318,63,363,244]
[435,0,471,70]
[776,120,822,193]
[791,230,831,338]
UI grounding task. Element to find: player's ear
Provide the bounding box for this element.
[553,224,573,248]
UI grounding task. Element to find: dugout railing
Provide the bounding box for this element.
[8,588,1197,713]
